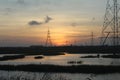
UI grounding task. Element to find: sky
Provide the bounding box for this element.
[0,0,108,46]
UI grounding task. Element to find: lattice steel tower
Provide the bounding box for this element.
[101,0,120,46]
[45,27,52,46]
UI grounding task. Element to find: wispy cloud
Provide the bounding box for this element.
[67,35,91,38]
[3,8,14,15]
[70,22,80,27]
[17,0,25,5]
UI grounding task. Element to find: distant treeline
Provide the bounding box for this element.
[0,46,120,55]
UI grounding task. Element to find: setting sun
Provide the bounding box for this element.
[0,0,105,47]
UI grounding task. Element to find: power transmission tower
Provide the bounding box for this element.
[91,32,94,46]
[101,0,120,46]
[45,27,52,47]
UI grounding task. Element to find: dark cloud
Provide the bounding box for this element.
[28,21,43,26]
[28,16,52,26]
[44,16,52,23]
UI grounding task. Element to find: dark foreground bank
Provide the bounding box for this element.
[0,46,120,55]
[0,64,120,74]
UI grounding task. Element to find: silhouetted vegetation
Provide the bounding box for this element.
[0,72,70,80]
[101,54,120,58]
[0,54,25,61]
[0,64,120,74]
[81,54,100,58]
[34,55,44,59]
[67,61,83,64]
[0,46,120,55]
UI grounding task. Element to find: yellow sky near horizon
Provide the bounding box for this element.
[0,0,107,46]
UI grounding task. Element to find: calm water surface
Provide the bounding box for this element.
[0,53,120,65]
[0,53,120,80]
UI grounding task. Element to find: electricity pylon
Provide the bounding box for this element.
[45,27,52,47]
[101,0,120,46]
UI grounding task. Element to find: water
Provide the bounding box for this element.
[0,53,120,66]
[0,53,120,80]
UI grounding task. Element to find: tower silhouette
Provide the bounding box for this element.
[101,0,120,46]
[91,32,94,46]
[45,27,52,46]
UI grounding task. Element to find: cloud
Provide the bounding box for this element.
[28,21,43,26]
[44,16,52,23]
[71,22,79,27]
[28,16,52,26]
[17,0,25,5]
[67,35,91,38]
[4,8,13,15]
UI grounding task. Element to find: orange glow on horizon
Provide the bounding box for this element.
[53,40,66,46]
[51,35,67,46]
